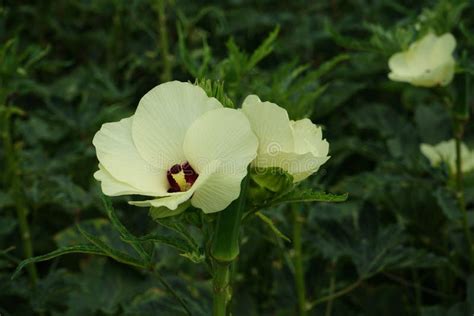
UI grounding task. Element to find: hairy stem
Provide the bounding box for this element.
[292,204,307,316]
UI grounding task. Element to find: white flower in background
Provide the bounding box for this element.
[93,81,258,214]
[420,139,474,174]
[242,95,330,182]
[388,33,456,87]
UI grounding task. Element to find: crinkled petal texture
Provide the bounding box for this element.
[242,95,330,182]
[388,33,456,87]
[421,139,474,174]
[93,81,258,214]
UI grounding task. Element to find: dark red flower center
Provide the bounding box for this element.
[167,162,199,193]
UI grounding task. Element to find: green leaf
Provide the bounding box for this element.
[77,224,147,269]
[0,216,16,236]
[150,200,191,220]
[255,212,291,243]
[272,189,348,205]
[317,221,446,278]
[0,191,14,208]
[121,233,196,254]
[102,196,152,263]
[12,245,105,280]
[435,187,462,222]
[123,288,190,316]
[54,218,140,259]
[65,257,152,316]
[246,26,280,72]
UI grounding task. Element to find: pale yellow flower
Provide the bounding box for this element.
[241,95,329,182]
[388,33,456,87]
[93,81,258,214]
[420,139,474,174]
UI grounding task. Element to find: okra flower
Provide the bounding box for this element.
[421,139,474,174]
[93,81,258,213]
[388,33,456,87]
[242,95,329,182]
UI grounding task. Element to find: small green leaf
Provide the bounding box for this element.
[194,78,234,108]
[255,212,291,243]
[12,245,105,279]
[149,200,191,220]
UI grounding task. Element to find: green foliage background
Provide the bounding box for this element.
[1,0,474,315]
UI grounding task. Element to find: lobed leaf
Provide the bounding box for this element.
[12,245,105,280]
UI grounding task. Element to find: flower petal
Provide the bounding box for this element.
[183,108,258,173]
[191,173,243,213]
[388,33,456,87]
[257,151,329,182]
[291,118,329,157]
[132,81,222,169]
[431,33,456,64]
[242,95,294,159]
[388,52,416,77]
[94,164,151,196]
[129,160,221,210]
[93,116,167,195]
[183,108,258,213]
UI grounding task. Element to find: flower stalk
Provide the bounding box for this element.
[210,175,249,315]
[292,204,307,316]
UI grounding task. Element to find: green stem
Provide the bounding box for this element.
[454,123,474,269]
[211,176,249,315]
[1,105,38,286]
[212,262,231,316]
[156,0,172,82]
[292,204,307,316]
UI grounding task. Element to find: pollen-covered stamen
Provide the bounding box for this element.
[167,162,199,193]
